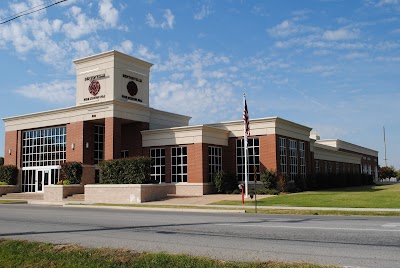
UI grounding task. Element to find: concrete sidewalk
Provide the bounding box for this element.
[11,194,400,213]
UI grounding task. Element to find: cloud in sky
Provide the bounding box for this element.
[15,80,75,104]
[194,3,213,20]
[146,9,175,29]
[323,28,359,40]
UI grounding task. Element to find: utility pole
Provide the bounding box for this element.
[383,126,388,166]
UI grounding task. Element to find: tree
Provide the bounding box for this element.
[0,157,4,166]
[378,166,396,180]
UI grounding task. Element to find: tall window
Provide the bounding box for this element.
[279,137,287,176]
[22,126,66,167]
[151,148,165,183]
[336,162,340,174]
[171,147,187,183]
[299,142,306,178]
[236,138,260,181]
[328,162,333,173]
[289,139,298,180]
[94,125,105,164]
[315,160,320,173]
[208,146,222,182]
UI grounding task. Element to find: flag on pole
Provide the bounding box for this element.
[243,93,250,197]
[243,96,250,141]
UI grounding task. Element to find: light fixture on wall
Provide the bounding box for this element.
[8,149,11,155]
[71,143,75,150]
[86,142,89,149]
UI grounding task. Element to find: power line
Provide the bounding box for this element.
[0,0,68,25]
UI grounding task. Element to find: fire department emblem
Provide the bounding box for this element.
[88,80,101,96]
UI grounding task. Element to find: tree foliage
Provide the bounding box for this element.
[378,166,396,180]
[99,157,153,184]
[0,157,4,166]
[0,165,18,185]
[60,162,83,184]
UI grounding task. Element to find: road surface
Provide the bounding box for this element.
[0,204,399,268]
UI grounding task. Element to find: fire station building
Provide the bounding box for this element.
[2,51,379,195]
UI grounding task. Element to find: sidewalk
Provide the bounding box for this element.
[15,194,400,213]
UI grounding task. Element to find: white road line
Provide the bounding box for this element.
[215,223,400,232]
[382,223,400,228]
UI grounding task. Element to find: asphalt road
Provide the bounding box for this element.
[0,204,399,268]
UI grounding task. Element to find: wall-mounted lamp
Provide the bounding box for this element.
[86,142,89,149]
[8,149,11,155]
[71,143,75,150]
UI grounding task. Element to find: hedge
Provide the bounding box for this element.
[60,162,83,184]
[99,157,154,184]
[0,165,18,185]
[305,172,373,190]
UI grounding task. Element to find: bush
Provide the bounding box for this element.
[0,165,18,185]
[255,187,279,195]
[212,170,238,194]
[278,174,288,193]
[293,175,305,191]
[0,157,4,166]
[57,179,71,185]
[99,157,153,184]
[0,181,8,185]
[60,162,82,184]
[260,168,278,190]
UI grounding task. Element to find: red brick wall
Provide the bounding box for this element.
[187,143,205,183]
[259,134,277,172]
[121,122,149,157]
[104,117,122,160]
[66,122,84,163]
[223,138,237,174]
[83,121,95,165]
[4,131,18,166]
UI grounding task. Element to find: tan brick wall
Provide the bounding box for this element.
[4,131,18,166]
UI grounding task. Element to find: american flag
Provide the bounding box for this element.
[243,96,250,137]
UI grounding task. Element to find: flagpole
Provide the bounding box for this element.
[243,93,249,198]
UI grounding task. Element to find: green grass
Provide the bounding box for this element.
[244,208,400,217]
[213,184,400,208]
[0,200,27,204]
[0,239,336,268]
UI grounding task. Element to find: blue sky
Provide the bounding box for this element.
[0,0,399,168]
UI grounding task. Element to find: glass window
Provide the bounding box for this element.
[289,139,298,181]
[236,138,260,182]
[151,148,165,183]
[171,147,187,183]
[94,125,105,164]
[279,137,287,176]
[299,141,306,178]
[208,146,222,182]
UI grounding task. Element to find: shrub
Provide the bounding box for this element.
[293,175,305,191]
[278,174,288,193]
[255,187,279,195]
[57,179,71,185]
[99,157,153,184]
[260,168,278,190]
[60,162,82,184]
[212,170,238,193]
[0,157,4,166]
[0,181,8,185]
[0,165,18,185]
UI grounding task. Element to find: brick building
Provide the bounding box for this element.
[2,51,378,195]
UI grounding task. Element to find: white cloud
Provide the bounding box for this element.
[302,65,336,76]
[115,40,133,54]
[99,0,119,27]
[15,80,75,104]
[62,6,101,39]
[71,40,94,58]
[376,0,400,6]
[146,9,175,29]
[267,20,318,38]
[194,4,212,20]
[343,52,368,59]
[323,28,359,40]
[137,45,159,61]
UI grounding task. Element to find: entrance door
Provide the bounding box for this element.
[36,170,50,193]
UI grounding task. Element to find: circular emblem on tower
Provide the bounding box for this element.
[88,80,101,96]
[127,81,138,96]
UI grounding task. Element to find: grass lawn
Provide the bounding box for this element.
[0,239,336,268]
[0,200,27,204]
[214,184,400,209]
